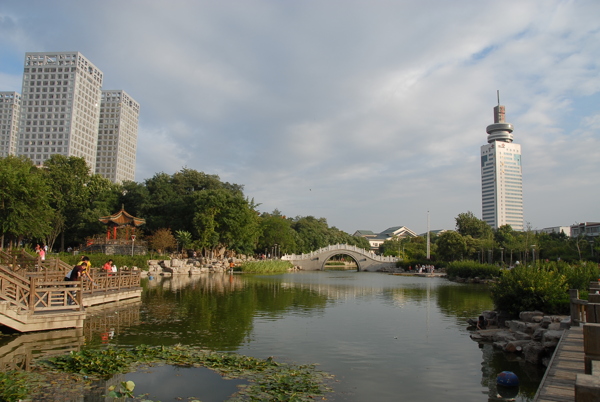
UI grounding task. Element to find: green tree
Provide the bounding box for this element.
[42,155,92,250]
[257,211,297,255]
[193,189,259,256]
[455,211,493,239]
[291,216,330,253]
[0,156,53,247]
[436,231,467,262]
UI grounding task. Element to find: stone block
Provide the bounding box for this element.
[504,340,530,353]
[520,311,544,322]
[532,327,545,341]
[526,322,539,334]
[541,316,552,329]
[514,331,532,341]
[542,330,564,348]
[575,373,600,402]
[507,320,528,333]
[493,330,516,343]
[523,342,545,364]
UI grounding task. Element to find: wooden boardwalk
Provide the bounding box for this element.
[534,326,585,402]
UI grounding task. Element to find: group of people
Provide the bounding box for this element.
[408,264,436,273]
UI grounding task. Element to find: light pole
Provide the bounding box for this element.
[131,235,136,256]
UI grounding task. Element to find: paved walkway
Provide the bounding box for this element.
[534,326,584,402]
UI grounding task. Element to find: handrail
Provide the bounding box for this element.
[281,243,399,262]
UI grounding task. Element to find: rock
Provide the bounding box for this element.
[504,340,531,353]
[513,331,532,341]
[520,311,544,323]
[532,327,545,341]
[548,322,561,331]
[493,330,516,343]
[493,341,507,350]
[542,330,564,348]
[523,342,545,364]
[507,320,528,333]
[560,317,572,329]
[541,316,552,329]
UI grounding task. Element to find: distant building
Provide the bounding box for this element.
[354,226,417,252]
[418,229,449,237]
[480,95,524,230]
[0,51,139,183]
[533,226,571,237]
[570,222,600,238]
[17,52,104,170]
[0,92,21,157]
[96,90,140,183]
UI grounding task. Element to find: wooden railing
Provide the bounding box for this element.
[0,264,84,313]
[0,250,142,315]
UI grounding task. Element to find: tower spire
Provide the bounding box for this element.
[487,92,513,143]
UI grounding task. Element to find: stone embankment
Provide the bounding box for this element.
[469,310,571,366]
[143,258,236,276]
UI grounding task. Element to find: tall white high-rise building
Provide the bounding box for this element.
[96,90,140,183]
[17,52,103,170]
[480,96,524,231]
[0,92,21,157]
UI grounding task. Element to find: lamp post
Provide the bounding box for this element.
[131,235,136,256]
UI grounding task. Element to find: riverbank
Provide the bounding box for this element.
[469,310,570,366]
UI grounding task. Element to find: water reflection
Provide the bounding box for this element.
[1,272,544,401]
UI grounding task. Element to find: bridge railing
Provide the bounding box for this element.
[281,244,398,262]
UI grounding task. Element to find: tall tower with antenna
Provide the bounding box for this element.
[480,92,523,231]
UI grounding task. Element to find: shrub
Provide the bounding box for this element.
[490,265,570,316]
[446,260,501,279]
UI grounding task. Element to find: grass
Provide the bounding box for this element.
[238,260,293,274]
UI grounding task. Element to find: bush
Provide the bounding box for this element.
[446,260,501,279]
[490,265,570,316]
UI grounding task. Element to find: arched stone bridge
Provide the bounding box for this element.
[281,244,398,271]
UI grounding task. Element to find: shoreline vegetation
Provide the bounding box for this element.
[5,345,334,402]
[446,260,599,316]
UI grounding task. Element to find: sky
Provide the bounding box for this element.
[1,0,599,235]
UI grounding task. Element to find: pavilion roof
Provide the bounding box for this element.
[99,207,146,227]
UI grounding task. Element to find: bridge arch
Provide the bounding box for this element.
[282,244,398,272]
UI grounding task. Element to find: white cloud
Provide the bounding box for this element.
[0,0,599,234]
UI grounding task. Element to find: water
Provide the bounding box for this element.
[0,271,544,401]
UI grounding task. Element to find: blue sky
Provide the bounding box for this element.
[1,0,599,235]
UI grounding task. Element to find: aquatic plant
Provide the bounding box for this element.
[0,370,29,402]
[40,344,333,401]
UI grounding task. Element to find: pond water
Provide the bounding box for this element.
[1,271,545,401]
